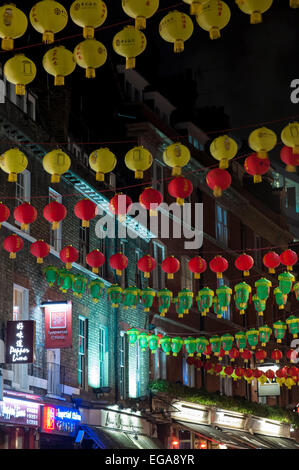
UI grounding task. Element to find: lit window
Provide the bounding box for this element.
[215,204,228,247]
[99,327,105,388]
[153,242,165,290]
[119,332,126,399]
[78,317,87,389]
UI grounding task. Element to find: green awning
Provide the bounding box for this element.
[79,425,162,449]
[255,434,299,449]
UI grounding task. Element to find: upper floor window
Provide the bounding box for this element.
[49,188,62,252]
[16,170,30,206]
[215,204,228,247]
[119,331,126,400]
[152,242,165,290]
[79,224,90,267]
[181,256,193,291]
[78,316,87,389]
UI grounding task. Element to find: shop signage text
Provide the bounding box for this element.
[42,405,82,435]
[0,397,40,427]
[44,302,72,349]
[5,321,35,364]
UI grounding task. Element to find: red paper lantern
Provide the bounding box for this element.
[188,256,207,279]
[74,199,97,227]
[280,249,298,271]
[253,369,263,379]
[86,249,105,273]
[14,202,37,230]
[139,187,163,216]
[206,168,231,197]
[3,234,23,259]
[229,347,239,362]
[235,253,254,276]
[43,201,67,230]
[265,369,275,381]
[224,366,234,376]
[280,146,299,173]
[263,251,280,274]
[109,194,133,220]
[137,255,156,278]
[0,202,10,228]
[235,367,245,379]
[109,252,128,276]
[271,349,283,363]
[168,176,193,205]
[287,366,299,380]
[161,256,180,279]
[276,368,287,379]
[194,358,203,370]
[244,368,253,379]
[286,348,298,363]
[218,346,225,361]
[59,245,78,270]
[30,240,50,264]
[214,363,223,374]
[209,255,228,279]
[203,344,212,359]
[241,349,252,363]
[244,153,270,183]
[255,349,267,363]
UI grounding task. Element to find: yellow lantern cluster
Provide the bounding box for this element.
[0,148,28,182]
[122,0,159,30]
[163,143,191,176]
[210,135,238,169]
[74,39,107,78]
[196,0,231,40]
[43,149,71,183]
[113,26,146,70]
[235,0,273,24]
[248,127,277,158]
[43,46,76,85]
[30,0,68,44]
[281,122,299,155]
[159,10,194,53]
[125,146,153,179]
[89,148,117,181]
[0,4,28,51]
[4,54,36,95]
[70,0,107,39]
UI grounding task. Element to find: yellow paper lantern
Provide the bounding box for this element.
[30,0,68,44]
[4,54,36,96]
[74,39,107,78]
[89,148,117,181]
[163,143,191,176]
[0,148,28,182]
[159,10,194,53]
[235,0,273,24]
[43,46,76,86]
[43,149,71,183]
[122,0,159,30]
[210,135,238,169]
[196,0,231,40]
[248,127,277,158]
[183,0,210,15]
[281,122,299,155]
[112,26,146,70]
[0,4,28,51]
[70,0,107,39]
[290,0,299,8]
[125,146,153,179]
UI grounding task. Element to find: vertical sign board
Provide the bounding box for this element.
[44,302,72,349]
[5,320,35,364]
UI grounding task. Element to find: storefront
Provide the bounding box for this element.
[39,404,83,449]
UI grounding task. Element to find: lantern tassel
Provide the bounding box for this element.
[116,269,122,276]
[1,37,13,50]
[257,151,268,159]
[268,268,275,274]
[149,209,158,217]
[243,270,250,276]
[174,39,184,53]
[42,31,54,44]
[82,220,90,228]
[8,172,17,182]
[287,265,293,271]
[86,67,96,79]
[219,158,229,169]
[135,16,146,30]
[66,263,72,270]
[96,171,105,181]
[54,76,65,86]
[21,223,28,230]
[190,2,202,15]
[176,198,184,205]
[194,273,200,279]
[52,221,59,230]
[134,170,143,179]
[37,258,43,264]
[217,272,223,279]
[9,252,16,259]
[171,166,181,176]
[209,27,221,40]
[213,186,222,197]
[144,272,150,278]
[253,175,262,183]
[92,267,99,274]
[250,11,262,24]
[126,57,136,70]
[83,26,94,39]
[51,174,60,183]
[16,84,25,96]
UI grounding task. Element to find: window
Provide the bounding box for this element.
[220,357,232,396]
[181,256,193,291]
[153,242,165,290]
[218,276,231,321]
[119,332,126,399]
[215,204,228,246]
[15,169,31,206]
[79,224,90,267]
[27,93,36,121]
[78,317,87,389]
[153,160,164,196]
[179,430,192,449]
[154,343,167,380]
[13,285,29,390]
[182,355,195,387]
[49,188,62,252]
[99,327,105,388]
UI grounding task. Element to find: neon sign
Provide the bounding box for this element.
[42,406,82,435]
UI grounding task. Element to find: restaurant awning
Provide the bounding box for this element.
[220,429,272,449]
[254,434,299,449]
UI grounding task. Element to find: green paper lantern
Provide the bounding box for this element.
[286,315,299,339]
[216,285,232,312]
[255,278,272,301]
[57,269,73,293]
[148,334,159,354]
[140,287,156,312]
[160,336,172,355]
[178,288,193,314]
[43,265,58,286]
[246,328,259,350]
[221,333,234,354]
[234,282,251,314]
[127,328,140,344]
[122,286,140,309]
[252,294,266,316]
[138,332,149,351]
[157,288,173,316]
[278,271,295,296]
[258,325,272,347]
[273,320,287,343]
[273,287,287,310]
[89,279,105,303]
[196,336,209,356]
[209,335,221,356]
[213,296,223,319]
[171,337,183,356]
[184,337,196,357]
[72,275,88,298]
[294,282,299,301]
[235,331,247,352]
[175,298,186,319]
[196,287,214,316]
[107,284,123,308]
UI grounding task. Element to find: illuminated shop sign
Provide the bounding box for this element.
[44,302,72,349]
[42,406,82,435]
[0,397,40,427]
[5,320,35,364]
[214,411,246,430]
[170,401,210,424]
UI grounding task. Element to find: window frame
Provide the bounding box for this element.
[215,203,228,247]
[48,188,62,253]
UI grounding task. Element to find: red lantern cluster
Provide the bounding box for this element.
[59,245,79,270]
[30,240,50,264]
[263,251,280,274]
[43,201,67,230]
[74,199,97,227]
[209,255,228,279]
[188,256,207,279]
[139,187,163,216]
[14,202,37,230]
[3,234,23,259]
[161,256,180,279]
[137,254,156,278]
[206,168,231,197]
[235,253,254,277]
[86,249,105,273]
[0,202,10,228]
[280,146,299,173]
[244,153,270,183]
[280,249,298,271]
[109,252,128,276]
[168,176,193,205]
